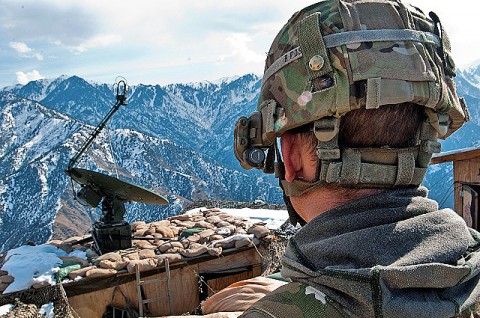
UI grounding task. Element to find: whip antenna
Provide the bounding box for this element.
[66,78,128,172]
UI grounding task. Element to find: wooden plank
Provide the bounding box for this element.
[453,159,480,216]
[431,148,480,164]
[463,186,474,228]
[252,264,262,277]
[68,282,138,318]
[205,265,262,297]
[68,266,199,317]
[474,190,479,231]
[198,248,262,273]
[454,161,462,217]
[455,159,480,184]
[143,265,199,316]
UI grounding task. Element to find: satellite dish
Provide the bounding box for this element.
[66,168,169,254]
[67,168,168,205]
[65,78,169,254]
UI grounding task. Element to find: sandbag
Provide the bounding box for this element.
[138,249,156,259]
[126,258,158,273]
[123,252,140,261]
[157,253,183,263]
[86,268,117,278]
[0,275,14,284]
[98,259,128,270]
[159,241,184,253]
[247,225,270,239]
[180,244,209,258]
[68,266,96,279]
[151,220,171,228]
[56,263,82,282]
[95,252,122,264]
[59,256,89,267]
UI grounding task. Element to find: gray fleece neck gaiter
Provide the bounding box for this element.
[281,187,480,318]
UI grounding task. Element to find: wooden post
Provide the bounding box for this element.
[136,265,144,317]
[165,259,173,315]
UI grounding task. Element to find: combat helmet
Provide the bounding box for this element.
[233,0,469,221]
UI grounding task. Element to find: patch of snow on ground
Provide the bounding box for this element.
[0,304,13,315]
[1,245,67,294]
[223,208,288,229]
[68,249,87,259]
[39,303,54,318]
[186,207,288,230]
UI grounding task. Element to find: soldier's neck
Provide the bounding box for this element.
[290,187,381,223]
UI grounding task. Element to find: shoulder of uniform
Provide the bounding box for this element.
[239,282,351,318]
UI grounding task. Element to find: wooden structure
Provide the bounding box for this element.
[65,248,261,317]
[136,259,173,316]
[431,147,480,230]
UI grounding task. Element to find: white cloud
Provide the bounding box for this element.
[70,34,122,53]
[9,42,32,53]
[8,42,44,61]
[1,1,100,47]
[15,70,44,85]
[0,0,479,88]
[218,33,265,65]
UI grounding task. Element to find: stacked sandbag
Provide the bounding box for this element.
[50,241,98,284]
[0,270,14,293]
[34,208,273,282]
[129,208,271,262]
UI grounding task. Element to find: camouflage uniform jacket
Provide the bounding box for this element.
[241,187,480,318]
[240,281,350,318]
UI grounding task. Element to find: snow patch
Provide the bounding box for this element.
[209,75,240,86]
[39,303,54,318]
[1,245,67,294]
[185,207,288,230]
[0,304,13,315]
[428,164,442,173]
[0,304,13,316]
[68,249,87,259]
[458,58,480,72]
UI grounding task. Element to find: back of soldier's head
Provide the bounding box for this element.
[233,0,469,220]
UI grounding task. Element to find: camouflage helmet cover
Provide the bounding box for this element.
[258,0,468,141]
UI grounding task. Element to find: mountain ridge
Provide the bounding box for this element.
[0,79,280,251]
[0,68,479,251]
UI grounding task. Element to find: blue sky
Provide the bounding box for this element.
[1,0,479,88]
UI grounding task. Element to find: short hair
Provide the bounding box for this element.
[339,103,425,148]
[295,102,426,158]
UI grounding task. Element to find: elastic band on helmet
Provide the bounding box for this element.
[262,29,441,86]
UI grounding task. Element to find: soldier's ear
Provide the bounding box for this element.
[281,132,303,182]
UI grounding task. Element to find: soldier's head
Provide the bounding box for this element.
[233,0,469,224]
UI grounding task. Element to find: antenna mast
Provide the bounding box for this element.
[66,78,128,172]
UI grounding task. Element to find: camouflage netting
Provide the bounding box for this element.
[0,284,80,318]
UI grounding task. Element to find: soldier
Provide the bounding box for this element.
[233,0,480,317]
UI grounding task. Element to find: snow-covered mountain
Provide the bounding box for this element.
[0,69,479,252]
[0,75,280,251]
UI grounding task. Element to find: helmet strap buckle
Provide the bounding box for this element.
[314,117,341,160]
